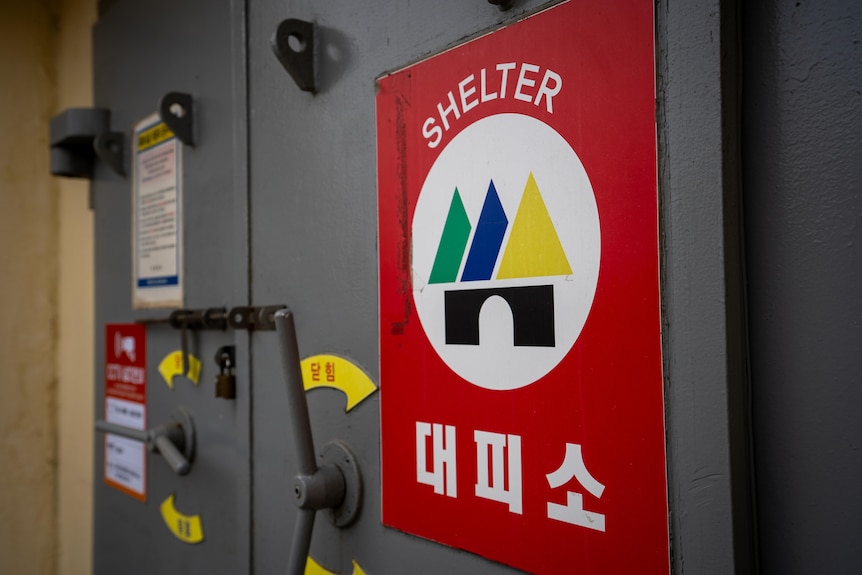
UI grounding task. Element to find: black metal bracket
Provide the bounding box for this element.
[488,0,514,11]
[50,108,125,178]
[93,132,126,176]
[159,92,195,146]
[271,19,316,93]
[228,305,287,331]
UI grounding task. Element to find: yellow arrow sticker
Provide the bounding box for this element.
[300,354,377,412]
[306,556,367,575]
[158,351,202,388]
[160,494,204,544]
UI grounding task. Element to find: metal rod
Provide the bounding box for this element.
[95,420,149,442]
[95,420,191,476]
[181,321,190,375]
[153,434,190,476]
[287,509,315,575]
[275,309,318,476]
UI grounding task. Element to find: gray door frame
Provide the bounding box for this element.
[657,0,757,573]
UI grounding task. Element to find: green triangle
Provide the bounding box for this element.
[429,188,472,284]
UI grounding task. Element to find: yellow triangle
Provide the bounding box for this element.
[497,172,573,279]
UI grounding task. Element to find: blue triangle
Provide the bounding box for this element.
[461,180,509,282]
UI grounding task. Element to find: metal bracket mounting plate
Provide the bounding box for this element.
[159,92,195,146]
[319,440,362,528]
[271,19,316,93]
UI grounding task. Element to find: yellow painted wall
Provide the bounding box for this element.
[55,0,96,573]
[0,3,60,574]
[0,1,95,574]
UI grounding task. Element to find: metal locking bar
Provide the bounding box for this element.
[132,307,228,373]
[228,305,286,331]
[275,309,361,575]
[137,307,229,376]
[169,308,229,375]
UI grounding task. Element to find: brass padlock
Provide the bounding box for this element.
[214,346,236,400]
[215,372,236,399]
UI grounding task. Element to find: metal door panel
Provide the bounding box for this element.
[247,1,551,573]
[92,0,248,573]
[744,1,862,572]
[83,0,764,573]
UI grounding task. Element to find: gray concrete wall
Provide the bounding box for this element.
[743,1,862,573]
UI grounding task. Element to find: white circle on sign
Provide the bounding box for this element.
[412,113,601,390]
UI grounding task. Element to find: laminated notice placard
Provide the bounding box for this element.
[132,113,183,308]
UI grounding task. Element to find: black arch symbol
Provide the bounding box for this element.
[444,285,555,347]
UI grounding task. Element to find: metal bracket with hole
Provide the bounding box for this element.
[271,19,316,93]
[488,0,515,10]
[50,108,126,178]
[159,92,195,146]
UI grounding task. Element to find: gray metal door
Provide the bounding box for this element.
[247,1,571,573]
[91,0,249,573]
[87,1,755,574]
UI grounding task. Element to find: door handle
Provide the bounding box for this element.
[95,407,196,476]
[275,309,362,575]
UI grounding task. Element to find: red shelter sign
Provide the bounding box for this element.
[377,1,668,573]
[104,323,147,501]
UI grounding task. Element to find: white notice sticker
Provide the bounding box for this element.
[106,397,146,430]
[105,434,146,497]
[132,114,183,308]
[105,389,146,501]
